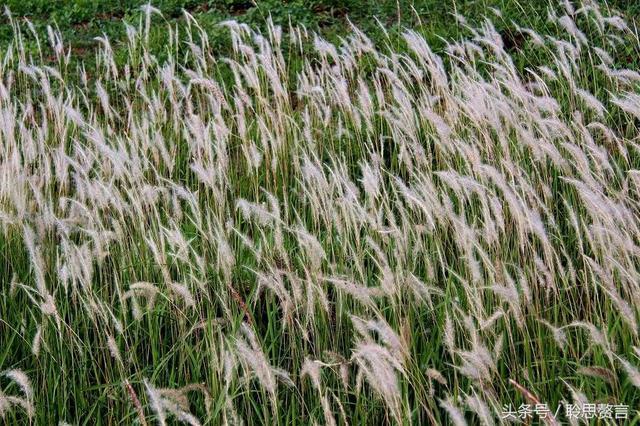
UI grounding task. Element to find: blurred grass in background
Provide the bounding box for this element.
[1,0,635,68]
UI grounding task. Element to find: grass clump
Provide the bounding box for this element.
[1,1,640,424]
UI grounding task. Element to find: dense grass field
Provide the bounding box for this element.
[1,0,640,424]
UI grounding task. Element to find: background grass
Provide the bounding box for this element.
[1,0,638,83]
[0,1,634,65]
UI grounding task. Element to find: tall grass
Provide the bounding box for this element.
[1,1,639,424]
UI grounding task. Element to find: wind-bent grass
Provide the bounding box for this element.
[1,1,639,424]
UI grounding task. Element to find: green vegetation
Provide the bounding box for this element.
[1,1,637,77]
[1,0,640,425]
[0,2,625,58]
